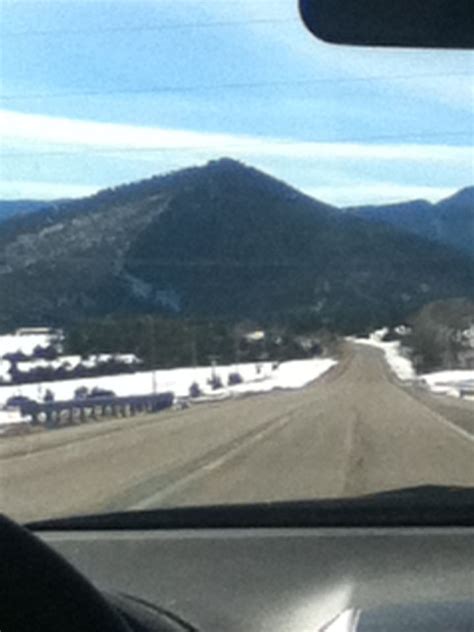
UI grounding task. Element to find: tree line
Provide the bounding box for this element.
[404,298,474,372]
[64,315,338,370]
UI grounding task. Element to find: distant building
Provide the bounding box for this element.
[15,327,58,337]
[244,331,265,343]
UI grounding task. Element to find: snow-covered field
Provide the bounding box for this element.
[419,370,474,399]
[350,329,474,400]
[0,358,337,425]
[0,332,140,384]
[0,333,54,358]
[0,409,28,427]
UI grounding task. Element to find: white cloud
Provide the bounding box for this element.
[1,109,471,203]
[1,109,471,165]
[0,180,101,200]
[303,183,456,206]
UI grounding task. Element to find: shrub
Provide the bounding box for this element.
[228,372,243,386]
[189,382,201,398]
[208,374,223,390]
[74,386,89,400]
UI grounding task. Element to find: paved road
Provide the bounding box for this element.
[1,344,473,523]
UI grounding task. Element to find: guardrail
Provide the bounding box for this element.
[18,392,174,428]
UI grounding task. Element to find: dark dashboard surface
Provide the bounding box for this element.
[43,526,474,631]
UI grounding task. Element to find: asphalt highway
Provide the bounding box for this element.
[1,344,473,523]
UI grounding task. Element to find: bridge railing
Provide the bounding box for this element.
[18,392,175,428]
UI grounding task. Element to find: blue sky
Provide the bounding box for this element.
[1,0,472,204]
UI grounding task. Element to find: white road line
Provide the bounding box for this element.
[405,392,474,443]
[130,411,302,510]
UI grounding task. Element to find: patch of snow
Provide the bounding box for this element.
[0,334,54,358]
[116,354,139,365]
[123,272,155,301]
[82,354,140,367]
[0,409,29,427]
[420,370,474,399]
[154,289,181,312]
[370,328,389,342]
[0,360,12,383]
[59,355,83,368]
[395,325,411,336]
[11,354,140,374]
[227,359,337,395]
[0,358,337,409]
[16,357,79,373]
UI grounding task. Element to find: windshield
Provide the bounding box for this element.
[0,1,473,524]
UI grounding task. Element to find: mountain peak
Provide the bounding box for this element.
[206,157,246,170]
[437,186,474,210]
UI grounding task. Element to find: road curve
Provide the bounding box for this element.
[1,344,473,523]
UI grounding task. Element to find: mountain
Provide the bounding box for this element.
[0,158,473,333]
[347,186,474,256]
[0,200,55,223]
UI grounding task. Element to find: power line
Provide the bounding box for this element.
[1,72,471,101]
[1,17,298,38]
[1,131,471,159]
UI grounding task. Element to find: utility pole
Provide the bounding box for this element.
[148,316,157,396]
[208,355,219,380]
[233,332,240,372]
[190,327,198,370]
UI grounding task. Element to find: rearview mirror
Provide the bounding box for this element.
[299,0,474,49]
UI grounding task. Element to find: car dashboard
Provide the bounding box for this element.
[41,525,474,631]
